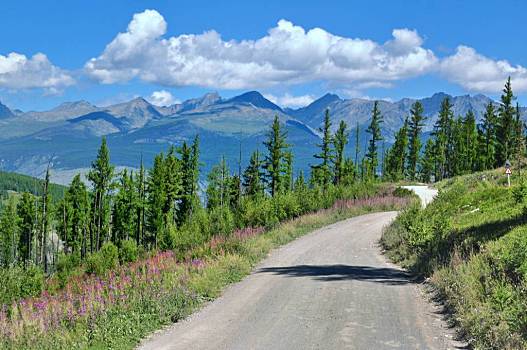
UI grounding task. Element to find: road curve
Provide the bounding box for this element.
[139,210,454,350]
[402,185,438,207]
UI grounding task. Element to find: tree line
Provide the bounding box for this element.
[384,77,524,182]
[0,77,523,272]
[0,113,367,272]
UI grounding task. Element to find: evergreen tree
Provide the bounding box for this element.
[333,120,349,185]
[146,153,166,248]
[178,135,200,221]
[113,169,138,244]
[263,116,289,197]
[228,175,241,211]
[497,77,516,165]
[293,170,308,193]
[135,158,146,246]
[514,103,525,174]
[242,150,264,198]
[419,138,435,183]
[17,192,35,265]
[0,197,18,267]
[206,157,230,209]
[69,174,90,257]
[365,101,383,178]
[164,146,182,222]
[463,110,478,173]
[407,101,425,180]
[450,116,465,176]
[40,166,52,273]
[433,98,454,179]
[354,122,360,179]
[385,118,408,181]
[283,151,294,193]
[87,137,114,251]
[341,158,356,186]
[480,102,498,169]
[312,109,334,189]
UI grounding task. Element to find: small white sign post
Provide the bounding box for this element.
[506,167,512,187]
[505,160,512,187]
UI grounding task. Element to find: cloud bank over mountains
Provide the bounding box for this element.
[1,9,527,95]
[0,52,74,92]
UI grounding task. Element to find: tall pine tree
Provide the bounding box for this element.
[406,101,425,180]
[365,101,383,179]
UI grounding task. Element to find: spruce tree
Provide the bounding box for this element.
[0,197,18,267]
[419,138,435,183]
[40,166,52,273]
[385,118,408,181]
[407,101,425,180]
[164,146,182,222]
[463,110,478,173]
[146,153,166,248]
[514,103,525,174]
[312,109,334,189]
[497,77,515,166]
[283,151,294,193]
[88,137,114,251]
[365,101,383,179]
[243,150,264,198]
[178,136,200,221]
[480,102,498,169]
[354,122,360,179]
[135,158,146,246]
[451,116,465,176]
[17,192,35,266]
[333,120,349,185]
[206,157,230,209]
[113,169,138,244]
[432,98,452,179]
[263,116,289,197]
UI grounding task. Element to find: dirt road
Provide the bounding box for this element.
[140,188,457,349]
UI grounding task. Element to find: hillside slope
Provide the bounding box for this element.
[382,170,527,348]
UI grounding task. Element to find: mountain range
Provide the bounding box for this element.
[0,90,525,184]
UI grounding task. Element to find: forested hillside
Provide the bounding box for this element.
[0,171,65,200]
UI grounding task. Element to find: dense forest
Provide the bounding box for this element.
[0,77,522,277]
[0,171,65,207]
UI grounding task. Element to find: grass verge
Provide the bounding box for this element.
[381,169,527,349]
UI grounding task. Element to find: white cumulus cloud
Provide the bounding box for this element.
[264,93,315,108]
[84,10,438,90]
[440,45,527,93]
[147,90,179,106]
[0,52,74,91]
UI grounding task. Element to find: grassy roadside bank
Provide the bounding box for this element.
[1,189,413,349]
[381,170,527,349]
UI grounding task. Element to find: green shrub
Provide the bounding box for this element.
[209,206,235,236]
[512,181,527,204]
[393,187,413,197]
[85,242,119,276]
[119,239,138,263]
[56,252,81,287]
[0,264,44,305]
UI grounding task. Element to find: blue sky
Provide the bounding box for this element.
[0,0,526,111]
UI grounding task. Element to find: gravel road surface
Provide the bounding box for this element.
[140,188,459,349]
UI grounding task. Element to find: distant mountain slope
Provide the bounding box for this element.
[289,92,502,141]
[104,97,162,129]
[0,90,524,184]
[0,101,14,119]
[224,91,282,112]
